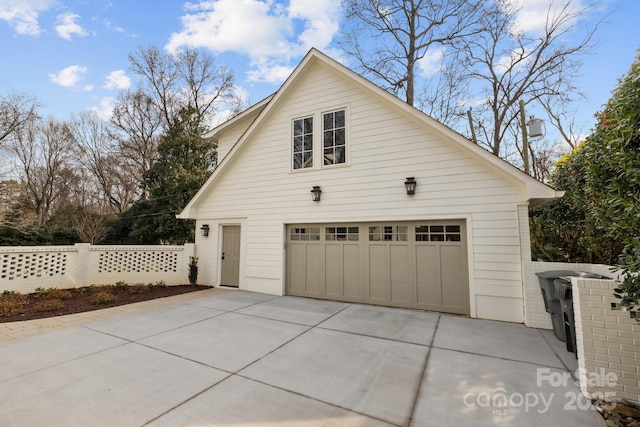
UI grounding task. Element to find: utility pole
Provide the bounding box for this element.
[519,100,530,175]
[467,108,477,144]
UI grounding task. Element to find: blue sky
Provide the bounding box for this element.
[0,0,638,138]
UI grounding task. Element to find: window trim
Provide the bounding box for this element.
[321,108,348,167]
[291,115,314,171]
[289,106,350,172]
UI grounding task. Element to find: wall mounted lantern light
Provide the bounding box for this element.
[311,186,322,202]
[404,177,416,195]
[200,224,210,237]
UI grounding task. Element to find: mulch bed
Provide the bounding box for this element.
[0,284,212,323]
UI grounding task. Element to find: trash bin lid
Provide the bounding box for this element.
[535,270,610,280]
[535,270,583,279]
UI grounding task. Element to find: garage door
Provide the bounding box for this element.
[286,221,469,314]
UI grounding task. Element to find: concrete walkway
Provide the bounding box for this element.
[0,290,605,426]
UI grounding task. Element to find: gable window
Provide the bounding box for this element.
[293,116,313,170]
[323,109,346,165]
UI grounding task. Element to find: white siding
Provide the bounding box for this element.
[214,107,265,161]
[193,61,530,322]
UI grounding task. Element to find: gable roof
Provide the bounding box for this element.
[178,48,562,219]
[203,93,274,141]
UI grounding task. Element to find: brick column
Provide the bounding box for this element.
[573,277,640,401]
[73,243,90,287]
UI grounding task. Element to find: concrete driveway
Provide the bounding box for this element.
[0,290,605,426]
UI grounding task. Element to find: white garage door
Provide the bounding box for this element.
[286,221,469,314]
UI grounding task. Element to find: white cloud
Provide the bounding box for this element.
[0,0,55,35]
[417,47,445,77]
[103,70,131,90]
[49,65,88,87]
[165,0,341,83]
[246,61,295,84]
[54,13,87,40]
[510,0,585,35]
[289,0,340,51]
[104,20,124,33]
[90,97,115,121]
[55,12,87,40]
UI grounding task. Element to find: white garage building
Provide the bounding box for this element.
[178,49,561,323]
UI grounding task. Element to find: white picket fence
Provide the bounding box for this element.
[0,243,195,293]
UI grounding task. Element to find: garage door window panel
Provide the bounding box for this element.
[369,226,407,242]
[416,225,461,242]
[290,227,320,241]
[326,226,359,241]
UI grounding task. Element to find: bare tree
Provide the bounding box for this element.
[0,92,40,144]
[8,118,76,224]
[73,210,109,244]
[70,111,138,213]
[113,46,241,199]
[110,89,162,199]
[174,48,242,127]
[127,45,241,131]
[461,0,599,159]
[340,0,483,106]
[415,56,469,126]
[538,87,585,149]
[128,46,179,128]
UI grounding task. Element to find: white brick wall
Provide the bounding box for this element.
[523,260,617,328]
[573,277,640,402]
[0,244,196,293]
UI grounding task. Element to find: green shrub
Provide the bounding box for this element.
[613,240,640,320]
[33,287,72,300]
[114,281,129,290]
[150,280,166,288]
[188,256,198,286]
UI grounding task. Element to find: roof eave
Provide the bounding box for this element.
[202,94,275,140]
[529,190,565,209]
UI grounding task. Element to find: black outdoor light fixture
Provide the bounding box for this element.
[311,186,322,202]
[404,177,417,195]
[200,224,210,237]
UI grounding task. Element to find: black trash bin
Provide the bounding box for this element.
[554,272,610,357]
[555,277,576,355]
[535,270,611,343]
[535,270,579,342]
